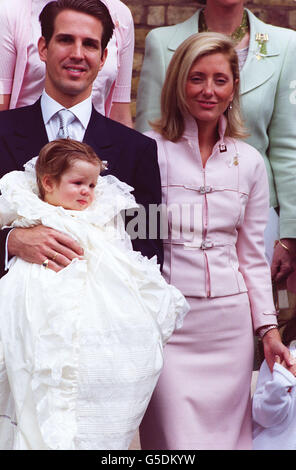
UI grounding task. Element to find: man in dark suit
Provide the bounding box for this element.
[0,0,162,277]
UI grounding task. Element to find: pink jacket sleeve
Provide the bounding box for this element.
[112,2,134,103]
[0,1,17,95]
[102,0,134,105]
[236,149,277,332]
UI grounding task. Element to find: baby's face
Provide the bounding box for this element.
[45,160,100,210]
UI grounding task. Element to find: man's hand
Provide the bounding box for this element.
[262,328,293,372]
[7,225,84,272]
[271,238,296,283]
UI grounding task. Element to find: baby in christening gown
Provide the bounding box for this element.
[0,139,188,450]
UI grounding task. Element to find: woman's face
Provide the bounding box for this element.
[185,52,235,128]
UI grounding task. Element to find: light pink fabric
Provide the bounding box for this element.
[100,0,134,115]
[0,0,134,114]
[140,116,277,450]
[147,116,277,332]
[140,294,254,450]
[16,0,47,108]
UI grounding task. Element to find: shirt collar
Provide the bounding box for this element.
[41,91,92,129]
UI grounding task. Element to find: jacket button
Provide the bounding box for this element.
[199,186,212,194]
[201,240,214,250]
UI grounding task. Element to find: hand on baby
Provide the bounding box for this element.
[8,225,84,272]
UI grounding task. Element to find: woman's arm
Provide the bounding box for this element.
[109,102,133,128]
[236,152,290,369]
[108,3,134,127]
[268,32,296,281]
[135,29,167,133]
[0,3,18,111]
[236,154,276,330]
[0,95,11,112]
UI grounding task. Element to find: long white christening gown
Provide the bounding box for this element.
[0,159,188,450]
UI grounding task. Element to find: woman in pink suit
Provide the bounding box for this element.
[139,32,293,450]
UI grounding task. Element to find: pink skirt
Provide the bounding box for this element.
[140,293,254,450]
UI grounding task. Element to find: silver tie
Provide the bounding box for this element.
[57,109,75,139]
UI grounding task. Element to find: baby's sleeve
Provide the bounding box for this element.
[252,361,296,428]
[0,196,17,228]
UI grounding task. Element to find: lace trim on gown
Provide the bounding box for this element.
[0,158,189,449]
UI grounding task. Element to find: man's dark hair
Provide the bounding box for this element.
[39,0,114,53]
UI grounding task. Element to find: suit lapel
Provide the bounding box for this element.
[167,11,200,52]
[6,99,48,169]
[239,10,279,95]
[83,108,118,176]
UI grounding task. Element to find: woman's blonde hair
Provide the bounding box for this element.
[152,32,248,141]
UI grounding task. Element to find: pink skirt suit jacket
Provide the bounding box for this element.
[139,115,277,450]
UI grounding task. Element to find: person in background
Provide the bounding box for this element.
[136,0,296,282]
[0,0,134,127]
[139,31,293,450]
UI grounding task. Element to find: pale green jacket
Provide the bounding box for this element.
[135,9,296,238]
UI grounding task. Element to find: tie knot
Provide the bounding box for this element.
[57,109,75,139]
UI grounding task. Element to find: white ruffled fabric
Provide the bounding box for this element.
[0,160,188,450]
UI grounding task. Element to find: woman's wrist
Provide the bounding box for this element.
[276,238,296,258]
[257,324,278,339]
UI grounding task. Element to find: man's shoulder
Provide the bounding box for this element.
[91,110,157,147]
[0,103,39,133]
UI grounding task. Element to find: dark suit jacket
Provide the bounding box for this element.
[0,100,163,276]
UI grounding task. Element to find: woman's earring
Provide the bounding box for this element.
[228,102,233,110]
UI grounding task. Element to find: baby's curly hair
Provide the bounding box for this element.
[36,139,103,199]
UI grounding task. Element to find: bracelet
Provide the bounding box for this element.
[278,239,290,253]
[258,324,278,339]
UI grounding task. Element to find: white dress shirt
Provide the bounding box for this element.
[41,91,92,141]
[5,91,93,269]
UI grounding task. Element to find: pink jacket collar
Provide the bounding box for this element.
[182,113,228,144]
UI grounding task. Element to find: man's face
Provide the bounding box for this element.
[38,9,107,106]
